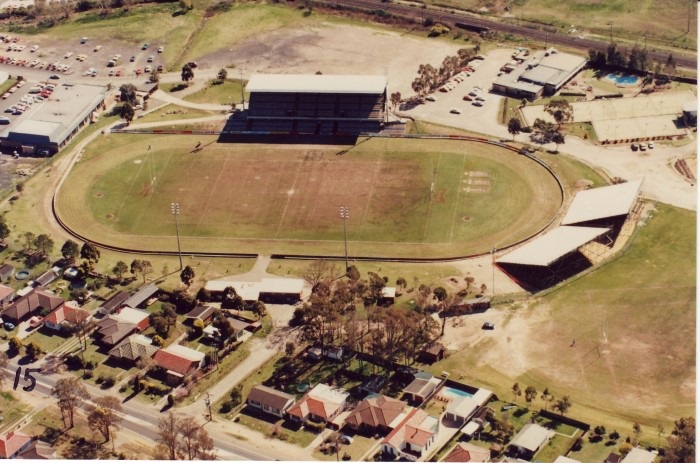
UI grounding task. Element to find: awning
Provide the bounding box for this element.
[497,226,609,266]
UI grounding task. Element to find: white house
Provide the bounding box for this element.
[508,423,554,460]
[381,408,439,462]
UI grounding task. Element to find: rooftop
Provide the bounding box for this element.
[561,180,643,225]
[509,423,553,452]
[246,74,387,94]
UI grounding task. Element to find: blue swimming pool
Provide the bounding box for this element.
[606,73,639,85]
[438,387,474,401]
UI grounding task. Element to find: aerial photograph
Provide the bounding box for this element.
[0,0,694,461]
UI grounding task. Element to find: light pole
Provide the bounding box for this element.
[204,391,212,422]
[170,202,183,270]
[238,65,246,110]
[340,207,349,271]
[491,247,496,297]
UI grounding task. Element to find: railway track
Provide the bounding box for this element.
[316,0,697,70]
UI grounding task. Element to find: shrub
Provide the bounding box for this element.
[219,401,234,413]
[102,376,116,388]
[152,335,165,347]
[83,370,93,379]
[95,375,104,384]
[304,419,326,433]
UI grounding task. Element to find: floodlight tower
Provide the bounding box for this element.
[171,202,183,270]
[340,207,349,271]
[238,65,246,110]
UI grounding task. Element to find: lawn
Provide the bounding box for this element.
[56,135,563,258]
[135,104,220,124]
[22,327,73,355]
[0,391,30,433]
[313,433,377,461]
[181,79,247,106]
[534,433,578,463]
[426,203,695,435]
[234,409,319,448]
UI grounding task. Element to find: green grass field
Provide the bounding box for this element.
[55,136,562,258]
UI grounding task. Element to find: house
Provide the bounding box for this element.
[94,307,150,346]
[0,264,14,282]
[122,283,159,309]
[204,317,249,343]
[403,373,441,403]
[17,439,57,459]
[184,305,216,325]
[323,345,343,360]
[108,334,159,363]
[153,343,206,385]
[34,270,57,287]
[381,408,439,462]
[443,388,492,424]
[1,287,64,324]
[379,286,396,306]
[345,394,409,435]
[246,385,296,418]
[0,284,15,306]
[620,448,658,463]
[553,456,582,463]
[0,430,33,459]
[507,423,554,460]
[258,277,306,304]
[443,442,491,462]
[287,383,350,424]
[604,453,622,463]
[98,291,130,315]
[417,343,445,364]
[44,301,91,331]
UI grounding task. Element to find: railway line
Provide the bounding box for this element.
[317,0,697,70]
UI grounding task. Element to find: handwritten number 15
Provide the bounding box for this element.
[13,367,41,392]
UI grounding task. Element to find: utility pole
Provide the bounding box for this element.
[340,207,349,271]
[238,65,246,110]
[170,202,183,270]
[491,247,496,297]
[205,391,212,422]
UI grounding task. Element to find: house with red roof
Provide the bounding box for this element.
[443,442,491,462]
[380,408,439,462]
[44,301,91,331]
[0,430,33,459]
[287,383,349,425]
[1,287,63,324]
[345,394,410,435]
[153,343,206,385]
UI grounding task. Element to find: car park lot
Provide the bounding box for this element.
[405,48,512,133]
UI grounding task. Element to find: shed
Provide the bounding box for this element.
[35,270,57,287]
[417,343,445,363]
[403,375,441,403]
[123,283,159,309]
[507,423,554,460]
[0,264,13,282]
[0,284,15,306]
[98,291,130,315]
[184,305,216,325]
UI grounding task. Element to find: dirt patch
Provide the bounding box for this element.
[95,192,103,198]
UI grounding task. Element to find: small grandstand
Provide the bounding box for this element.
[496,180,643,291]
[222,74,388,139]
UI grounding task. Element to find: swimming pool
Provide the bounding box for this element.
[606,73,639,85]
[438,387,474,401]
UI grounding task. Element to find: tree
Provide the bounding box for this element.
[285,341,295,358]
[131,259,153,283]
[149,70,160,83]
[524,386,537,403]
[112,261,128,280]
[16,182,24,196]
[180,265,195,288]
[507,117,522,140]
[23,231,35,251]
[511,382,522,402]
[390,91,401,111]
[34,234,54,258]
[118,83,137,105]
[0,215,10,243]
[52,377,90,429]
[433,286,447,302]
[120,103,135,124]
[222,286,243,313]
[632,422,642,444]
[551,131,565,152]
[181,64,194,86]
[249,300,267,319]
[554,395,572,415]
[663,416,694,463]
[87,396,122,445]
[156,411,179,460]
[8,336,22,356]
[229,385,243,407]
[216,68,227,83]
[0,352,7,390]
[543,99,574,130]
[301,259,340,288]
[61,240,80,263]
[25,341,42,361]
[155,411,216,460]
[80,242,101,264]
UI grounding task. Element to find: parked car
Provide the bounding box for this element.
[28,316,43,328]
[340,435,353,445]
[472,101,483,107]
[130,55,136,62]
[49,74,60,79]
[157,65,163,72]
[463,95,472,101]
[482,322,495,330]
[425,95,436,102]
[648,142,654,149]
[80,37,88,44]
[639,144,646,151]
[449,108,461,114]
[93,45,102,52]
[4,322,15,330]
[0,117,10,125]
[147,55,154,62]
[158,46,164,53]
[142,43,149,50]
[187,61,197,68]
[631,143,639,151]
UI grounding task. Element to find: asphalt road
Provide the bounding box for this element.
[317,0,697,70]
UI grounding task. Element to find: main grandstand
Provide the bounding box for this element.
[222,74,388,138]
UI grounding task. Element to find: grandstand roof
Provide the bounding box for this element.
[246,74,387,94]
[561,180,642,225]
[496,226,608,267]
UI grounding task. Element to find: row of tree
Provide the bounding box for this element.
[588,43,677,76]
[410,47,480,98]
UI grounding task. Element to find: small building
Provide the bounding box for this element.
[16,439,57,460]
[203,317,249,343]
[444,442,491,462]
[0,284,15,306]
[0,264,14,282]
[620,447,657,463]
[287,383,350,424]
[108,334,159,363]
[345,394,409,435]
[153,343,206,385]
[0,430,33,459]
[34,270,57,287]
[94,307,150,346]
[122,283,159,309]
[1,287,64,324]
[403,374,441,403]
[417,343,445,364]
[379,286,396,306]
[604,452,622,463]
[246,385,296,418]
[443,388,493,424]
[381,408,439,462]
[258,277,306,304]
[98,291,130,315]
[507,423,554,460]
[323,345,343,361]
[184,305,216,325]
[44,301,91,331]
[553,456,582,463]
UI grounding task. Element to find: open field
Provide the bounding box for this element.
[55,136,563,258]
[427,202,695,432]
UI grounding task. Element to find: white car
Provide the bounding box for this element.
[426,95,436,102]
[158,46,164,53]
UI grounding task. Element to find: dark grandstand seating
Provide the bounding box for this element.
[238,88,386,136]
